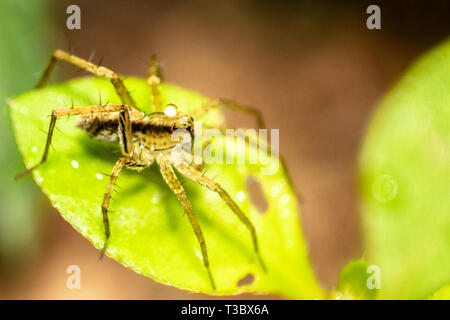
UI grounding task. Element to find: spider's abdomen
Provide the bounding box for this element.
[77,114,120,142]
[76,114,182,151]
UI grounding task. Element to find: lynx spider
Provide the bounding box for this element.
[17,49,270,290]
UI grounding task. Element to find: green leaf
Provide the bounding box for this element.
[9,76,324,299]
[333,259,378,300]
[359,38,450,299]
[428,285,450,300]
[0,0,52,265]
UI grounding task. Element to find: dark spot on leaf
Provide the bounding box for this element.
[237,273,254,287]
[245,175,268,213]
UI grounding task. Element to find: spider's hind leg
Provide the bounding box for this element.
[36,49,136,107]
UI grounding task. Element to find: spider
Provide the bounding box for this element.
[16,49,268,290]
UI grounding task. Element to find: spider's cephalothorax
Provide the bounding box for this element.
[16,50,267,290]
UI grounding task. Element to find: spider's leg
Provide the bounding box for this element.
[157,157,216,290]
[179,149,205,172]
[200,123,302,203]
[99,156,130,260]
[15,103,135,179]
[147,55,163,112]
[194,98,266,129]
[36,49,136,107]
[174,162,266,271]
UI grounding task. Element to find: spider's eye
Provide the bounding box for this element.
[164,104,177,117]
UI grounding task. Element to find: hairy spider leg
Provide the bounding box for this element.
[194,98,266,129]
[197,99,302,204]
[175,162,266,272]
[147,55,163,112]
[100,156,140,260]
[36,49,136,107]
[100,156,126,260]
[193,98,268,166]
[157,157,216,290]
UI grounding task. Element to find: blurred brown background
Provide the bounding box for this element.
[1,0,449,299]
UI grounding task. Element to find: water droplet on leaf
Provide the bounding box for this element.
[372,174,398,203]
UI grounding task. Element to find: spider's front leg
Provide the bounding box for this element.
[174,162,266,272]
[36,49,136,107]
[15,103,134,179]
[157,157,216,290]
[99,155,143,259]
[15,103,137,258]
[100,156,126,259]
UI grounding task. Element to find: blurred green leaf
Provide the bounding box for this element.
[359,38,450,299]
[333,259,377,300]
[428,285,450,300]
[0,0,52,266]
[9,76,324,298]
